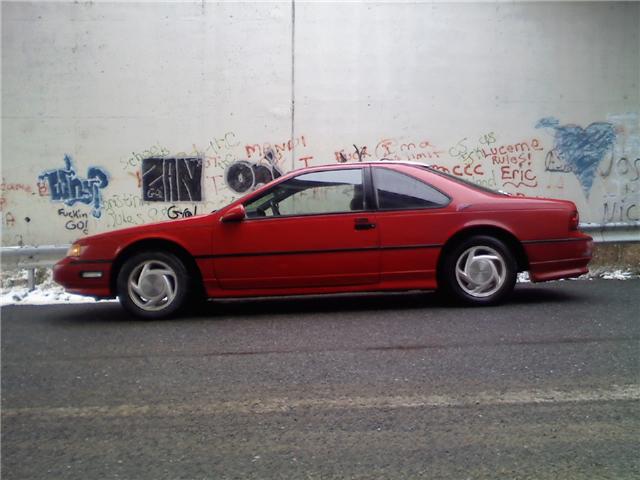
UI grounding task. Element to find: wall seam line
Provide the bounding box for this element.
[291,0,296,172]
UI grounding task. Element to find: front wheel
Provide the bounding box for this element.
[117,251,189,319]
[440,235,517,305]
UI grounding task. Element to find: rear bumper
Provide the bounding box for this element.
[53,257,113,298]
[524,234,593,282]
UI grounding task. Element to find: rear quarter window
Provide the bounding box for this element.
[373,167,450,210]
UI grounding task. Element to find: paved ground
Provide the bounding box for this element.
[2,279,639,479]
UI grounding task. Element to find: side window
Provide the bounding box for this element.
[373,167,449,210]
[244,169,364,218]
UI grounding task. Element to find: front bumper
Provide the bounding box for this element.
[53,256,113,298]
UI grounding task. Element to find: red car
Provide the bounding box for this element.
[54,162,592,318]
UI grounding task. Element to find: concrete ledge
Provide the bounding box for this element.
[591,242,640,271]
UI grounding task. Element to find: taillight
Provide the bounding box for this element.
[569,210,579,231]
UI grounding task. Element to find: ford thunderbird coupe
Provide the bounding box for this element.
[54,162,593,318]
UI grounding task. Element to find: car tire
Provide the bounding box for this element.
[117,251,189,319]
[440,235,517,306]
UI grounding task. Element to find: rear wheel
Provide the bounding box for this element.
[440,235,517,305]
[117,251,189,319]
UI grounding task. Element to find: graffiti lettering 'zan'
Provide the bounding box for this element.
[142,157,203,202]
[38,155,109,218]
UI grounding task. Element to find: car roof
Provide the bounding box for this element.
[289,160,430,174]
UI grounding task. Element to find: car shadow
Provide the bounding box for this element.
[507,284,586,305]
[191,290,445,318]
[187,283,584,318]
[44,282,585,325]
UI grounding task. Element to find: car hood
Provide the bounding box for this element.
[75,214,214,245]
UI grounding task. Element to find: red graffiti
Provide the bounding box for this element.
[207,175,224,195]
[245,135,308,162]
[429,164,451,174]
[483,139,543,159]
[430,163,485,177]
[37,181,49,197]
[0,180,33,194]
[376,138,396,158]
[452,164,485,177]
[500,165,538,188]
[491,151,533,168]
[128,171,142,188]
[375,137,444,161]
[298,156,314,168]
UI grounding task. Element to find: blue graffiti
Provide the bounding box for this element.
[38,155,109,218]
[536,117,616,197]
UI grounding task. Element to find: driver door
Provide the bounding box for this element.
[212,167,380,290]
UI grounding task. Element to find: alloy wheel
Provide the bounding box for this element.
[127,260,178,311]
[454,245,507,298]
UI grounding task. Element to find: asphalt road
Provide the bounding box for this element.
[2,279,639,479]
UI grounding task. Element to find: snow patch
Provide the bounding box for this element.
[0,286,108,306]
[1,268,115,306]
[595,269,638,280]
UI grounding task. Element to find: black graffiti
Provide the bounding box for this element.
[603,199,639,223]
[167,205,198,219]
[58,208,88,219]
[58,208,89,234]
[599,156,640,181]
[225,149,282,194]
[544,150,573,173]
[65,220,89,234]
[142,158,203,202]
[338,144,370,163]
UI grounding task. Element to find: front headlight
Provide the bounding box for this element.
[67,243,86,257]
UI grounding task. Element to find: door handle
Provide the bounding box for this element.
[354,218,376,230]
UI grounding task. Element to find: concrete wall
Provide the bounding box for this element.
[2,1,639,246]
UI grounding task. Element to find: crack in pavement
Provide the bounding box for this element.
[4,335,638,364]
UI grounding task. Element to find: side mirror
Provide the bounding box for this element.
[220,204,246,223]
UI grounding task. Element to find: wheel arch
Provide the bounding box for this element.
[109,238,204,297]
[436,225,529,282]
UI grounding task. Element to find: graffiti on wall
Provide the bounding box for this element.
[334,139,447,168]
[537,117,617,197]
[535,115,639,223]
[101,192,217,228]
[428,133,497,191]
[120,144,171,171]
[336,144,372,163]
[167,205,199,219]
[484,139,542,190]
[598,113,639,223]
[334,135,504,191]
[598,152,640,222]
[6,120,638,247]
[225,148,283,194]
[375,138,446,162]
[142,157,203,202]
[58,208,89,234]
[38,155,109,218]
[1,179,37,230]
[245,135,309,164]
